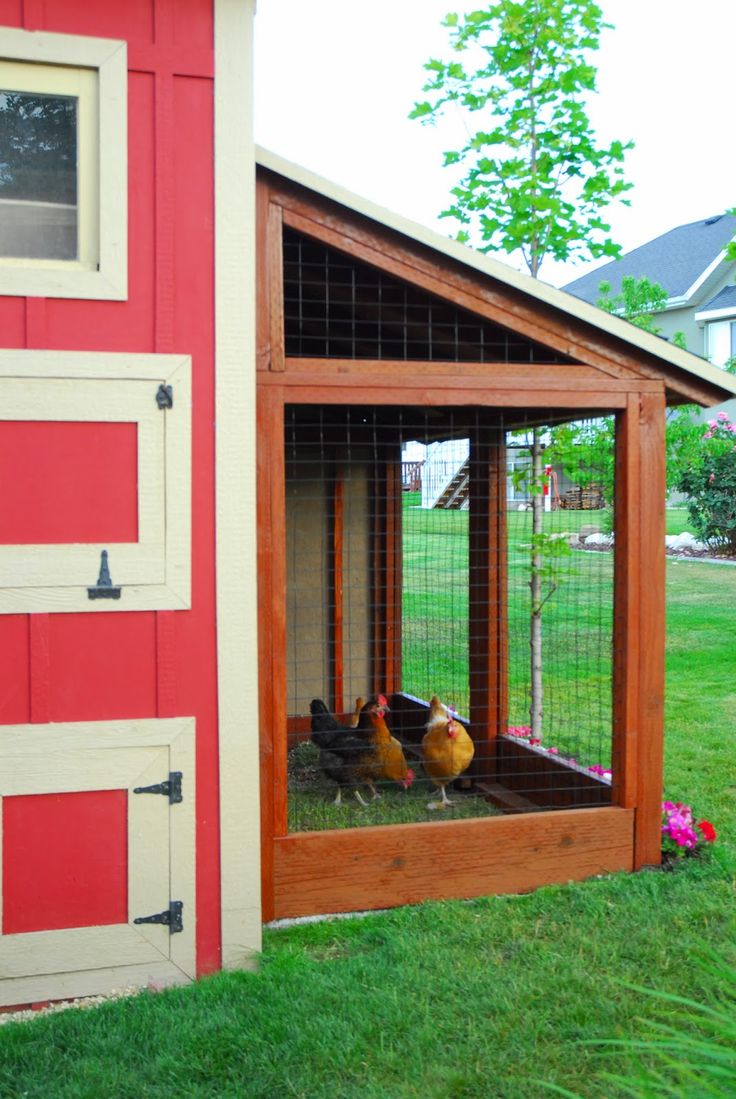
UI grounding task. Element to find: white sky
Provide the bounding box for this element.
[253,0,735,289]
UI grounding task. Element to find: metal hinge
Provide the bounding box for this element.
[133,771,183,804]
[87,549,121,600]
[156,383,173,409]
[134,900,183,934]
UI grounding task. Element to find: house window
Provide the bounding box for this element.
[706,320,736,367]
[0,29,127,299]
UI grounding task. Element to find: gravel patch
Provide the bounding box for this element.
[0,986,144,1026]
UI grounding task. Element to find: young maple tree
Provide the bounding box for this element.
[410,0,633,277]
[411,0,633,738]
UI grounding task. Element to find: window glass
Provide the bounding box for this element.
[707,321,733,367]
[0,32,126,299]
[0,88,78,260]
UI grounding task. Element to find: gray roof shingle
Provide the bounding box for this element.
[697,284,736,314]
[563,213,736,304]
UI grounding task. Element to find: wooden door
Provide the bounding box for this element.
[0,718,195,1007]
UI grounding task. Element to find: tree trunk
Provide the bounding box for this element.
[530,431,543,739]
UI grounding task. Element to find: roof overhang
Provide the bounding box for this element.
[256,147,736,408]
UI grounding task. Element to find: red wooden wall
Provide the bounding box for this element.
[0,0,220,974]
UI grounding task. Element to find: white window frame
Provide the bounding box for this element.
[0,28,127,299]
[0,350,191,613]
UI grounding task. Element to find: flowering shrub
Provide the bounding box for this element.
[677,413,736,554]
[506,729,718,866]
[661,801,717,863]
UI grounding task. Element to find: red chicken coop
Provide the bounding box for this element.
[255,151,734,921]
[1,0,735,1012]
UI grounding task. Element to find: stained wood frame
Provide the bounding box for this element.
[255,167,706,921]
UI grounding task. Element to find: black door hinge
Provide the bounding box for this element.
[134,900,183,934]
[133,771,183,804]
[156,383,173,409]
[87,549,121,600]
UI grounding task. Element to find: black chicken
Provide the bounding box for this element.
[309,697,386,806]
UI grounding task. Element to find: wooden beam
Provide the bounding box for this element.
[273,807,634,918]
[371,454,403,696]
[279,358,663,390]
[468,428,508,785]
[635,391,667,867]
[257,386,287,921]
[258,373,629,409]
[612,398,640,812]
[328,467,344,715]
[613,390,666,868]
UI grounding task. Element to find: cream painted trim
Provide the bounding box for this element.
[0,717,196,1007]
[0,350,191,613]
[0,28,127,300]
[255,146,736,403]
[215,0,262,966]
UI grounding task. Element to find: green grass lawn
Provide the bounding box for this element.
[1,541,734,1098]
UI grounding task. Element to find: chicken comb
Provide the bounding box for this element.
[377,693,388,707]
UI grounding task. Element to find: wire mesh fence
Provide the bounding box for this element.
[285,405,615,832]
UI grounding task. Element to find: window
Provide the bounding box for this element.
[0,29,126,299]
[706,319,736,367]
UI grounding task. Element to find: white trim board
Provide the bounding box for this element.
[215,0,262,967]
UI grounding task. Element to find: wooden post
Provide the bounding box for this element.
[613,390,666,868]
[372,453,403,697]
[328,466,345,715]
[468,426,508,784]
[257,386,287,921]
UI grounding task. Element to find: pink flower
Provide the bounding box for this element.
[547,746,559,755]
[707,419,718,428]
[709,473,716,484]
[529,737,541,746]
[718,411,729,421]
[507,724,531,738]
[704,431,713,439]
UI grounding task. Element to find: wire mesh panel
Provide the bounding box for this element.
[283,228,571,363]
[285,405,615,832]
[500,416,615,808]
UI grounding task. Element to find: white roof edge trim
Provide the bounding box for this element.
[662,296,690,311]
[256,146,736,400]
[684,253,735,302]
[695,306,736,322]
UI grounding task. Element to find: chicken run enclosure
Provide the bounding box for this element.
[255,159,729,921]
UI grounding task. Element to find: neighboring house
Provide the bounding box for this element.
[563,213,736,369]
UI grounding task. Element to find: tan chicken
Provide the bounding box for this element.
[421,694,475,809]
[366,702,415,793]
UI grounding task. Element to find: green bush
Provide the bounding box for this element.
[677,413,736,554]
